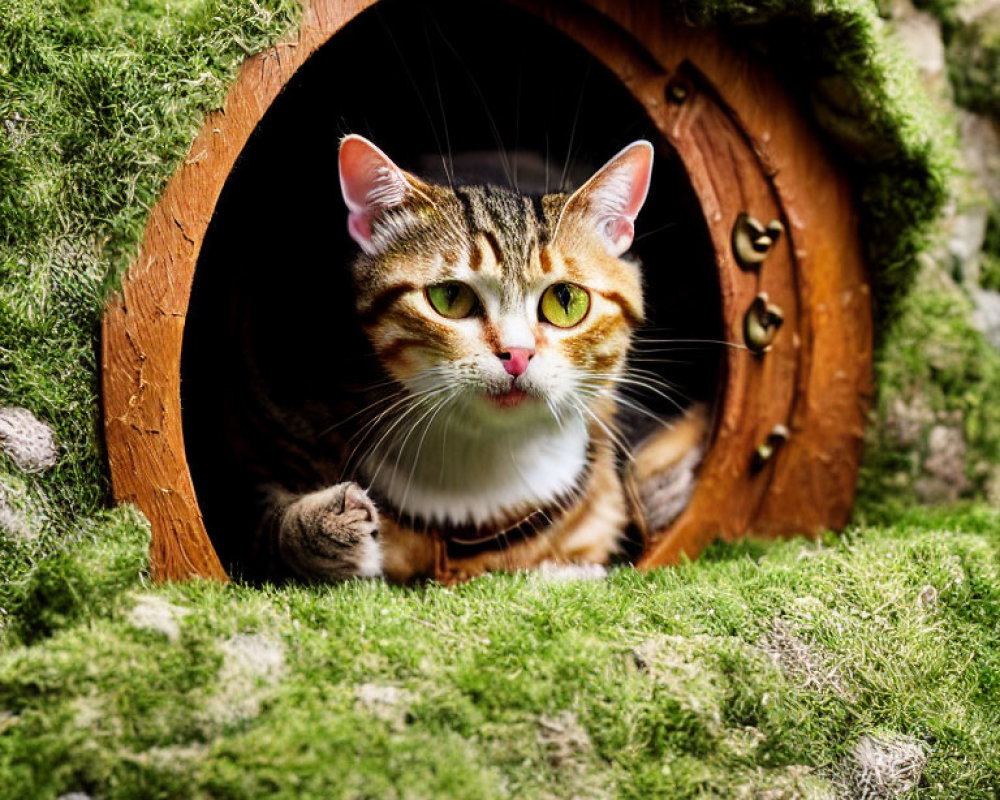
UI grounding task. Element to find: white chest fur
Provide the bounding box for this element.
[361,408,589,527]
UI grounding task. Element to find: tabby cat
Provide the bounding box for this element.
[251,134,704,584]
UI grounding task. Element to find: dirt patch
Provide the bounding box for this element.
[538,710,592,769]
[836,733,927,799]
[126,595,190,643]
[354,683,414,730]
[758,619,847,697]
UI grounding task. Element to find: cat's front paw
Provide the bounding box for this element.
[279,482,382,580]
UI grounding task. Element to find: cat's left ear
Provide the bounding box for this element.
[339,134,425,255]
[556,140,653,257]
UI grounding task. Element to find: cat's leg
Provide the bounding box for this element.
[626,404,709,535]
[259,482,382,581]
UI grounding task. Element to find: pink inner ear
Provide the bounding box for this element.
[619,151,652,221]
[338,135,409,251]
[606,218,635,254]
[347,212,372,245]
[561,140,653,257]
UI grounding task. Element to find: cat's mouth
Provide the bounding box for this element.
[485,387,532,409]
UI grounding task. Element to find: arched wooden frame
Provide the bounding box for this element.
[102,0,872,582]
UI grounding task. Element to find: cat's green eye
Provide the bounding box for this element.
[426,281,478,319]
[539,282,590,328]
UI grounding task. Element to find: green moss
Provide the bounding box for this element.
[857,265,1000,510]
[2,507,1000,798]
[3,506,149,646]
[981,252,1000,291]
[0,0,299,604]
[981,208,1000,291]
[939,5,1000,121]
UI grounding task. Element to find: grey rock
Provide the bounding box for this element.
[916,424,970,502]
[0,407,58,473]
[959,112,1000,204]
[354,684,414,731]
[957,0,1000,27]
[884,394,933,448]
[0,497,31,540]
[971,287,1000,348]
[891,0,947,85]
[944,206,988,285]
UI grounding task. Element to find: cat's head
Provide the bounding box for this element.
[337,134,651,428]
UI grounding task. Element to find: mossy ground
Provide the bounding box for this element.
[2,505,1000,799]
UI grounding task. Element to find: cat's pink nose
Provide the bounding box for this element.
[499,347,534,377]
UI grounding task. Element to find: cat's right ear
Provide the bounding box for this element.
[339,135,420,255]
[554,140,653,257]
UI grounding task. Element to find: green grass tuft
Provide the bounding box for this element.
[2,506,999,798]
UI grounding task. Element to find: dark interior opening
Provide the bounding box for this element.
[182,0,722,578]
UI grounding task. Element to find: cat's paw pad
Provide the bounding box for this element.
[281,482,382,580]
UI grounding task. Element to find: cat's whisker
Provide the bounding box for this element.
[362,388,453,487]
[605,379,688,416]
[374,8,451,192]
[348,367,450,463]
[340,397,423,481]
[585,371,692,411]
[608,393,675,426]
[337,393,418,478]
[322,387,410,436]
[558,58,591,192]
[428,16,514,189]
[397,390,462,515]
[576,380,673,428]
[632,338,747,351]
[436,395,457,485]
[380,388,458,490]
[626,356,696,366]
[619,369,695,401]
[363,402,435,488]
[339,382,451,472]
[631,220,681,243]
[570,397,634,464]
[422,23,454,188]
[544,396,565,431]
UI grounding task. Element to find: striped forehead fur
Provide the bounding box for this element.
[359,183,567,271]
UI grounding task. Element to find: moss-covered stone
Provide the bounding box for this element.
[946,5,1000,118]
[857,260,1000,511]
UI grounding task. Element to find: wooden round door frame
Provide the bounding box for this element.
[101,0,873,582]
